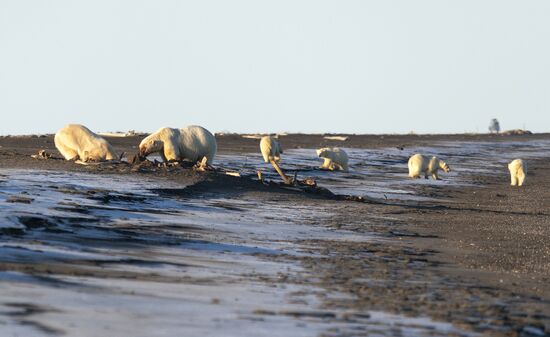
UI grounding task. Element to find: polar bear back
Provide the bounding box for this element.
[177,125,217,163]
[54,124,117,161]
[139,126,217,163]
[260,136,282,163]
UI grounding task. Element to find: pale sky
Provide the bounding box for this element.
[0,1,549,135]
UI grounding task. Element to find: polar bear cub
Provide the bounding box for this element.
[139,125,217,164]
[316,147,349,171]
[260,136,283,163]
[408,154,450,180]
[508,159,526,186]
[54,124,119,162]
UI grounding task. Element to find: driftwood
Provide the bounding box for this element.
[323,135,349,141]
[242,134,264,140]
[269,159,291,185]
[257,170,263,182]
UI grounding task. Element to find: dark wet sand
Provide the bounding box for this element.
[0,133,549,335]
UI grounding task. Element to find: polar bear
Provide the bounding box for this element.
[54,124,119,162]
[259,136,283,163]
[259,136,291,184]
[508,159,526,186]
[316,147,349,171]
[139,126,217,165]
[408,154,450,180]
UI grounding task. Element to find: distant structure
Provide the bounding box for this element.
[489,118,500,134]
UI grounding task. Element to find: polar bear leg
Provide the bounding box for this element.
[163,141,179,161]
[57,143,79,161]
[408,169,420,178]
[320,158,330,169]
[196,157,209,171]
[203,151,216,165]
[197,154,214,167]
[81,151,91,162]
[408,162,422,178]
[517,172,525,186]
[510,174,518,186]
[334,162,347,171]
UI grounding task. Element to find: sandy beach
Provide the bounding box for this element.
[0,133,548,336]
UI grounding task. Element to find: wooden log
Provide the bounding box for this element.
[270,159,291,184]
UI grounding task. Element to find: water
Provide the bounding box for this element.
[2,139,549,336]
[0,170,363,336]
[217,139,550,200]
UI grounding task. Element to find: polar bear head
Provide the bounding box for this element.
[316,148,330,158]
[439,159,451,173]
[139,137,164,158]
[82,140,118,162]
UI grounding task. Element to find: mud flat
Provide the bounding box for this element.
[0,133,549,336]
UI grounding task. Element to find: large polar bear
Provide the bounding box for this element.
[54,124,119,162]
[139,126,217,165]
[316,147,349,171]
[508,159,526,186]
[408,154,450,180]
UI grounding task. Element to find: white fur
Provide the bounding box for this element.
[54,124,118,162]
[408,154,450,180]
[316,147,349,171]
[139,125,217,164]
[260,136,282,163]
[508,159,526,186]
